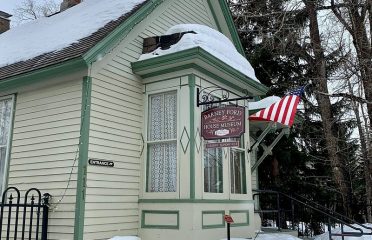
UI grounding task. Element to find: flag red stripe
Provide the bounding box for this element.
[273,98,285,122]
[287,97,301,126]
[284,96,297,125]
[277,96,292,124]
[249,89,302,127]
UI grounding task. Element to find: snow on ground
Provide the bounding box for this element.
[314,224,372,240]
[109,233,302,240]
[108,237,140,240]
[0,0,146,68]
[139,24,259,82]
[221,233,301,240]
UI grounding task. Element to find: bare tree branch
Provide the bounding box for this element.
[316,91,372,104]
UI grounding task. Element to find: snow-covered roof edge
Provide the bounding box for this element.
[0,0,249,84]
[137,24,260,82]
[0,0,150,81]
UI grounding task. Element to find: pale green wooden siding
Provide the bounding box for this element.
[85,0,217,238]
[251,149,258,190]
[7,80,82,240]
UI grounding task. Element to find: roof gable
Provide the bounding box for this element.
[0,0,149,80]
[0,0,245,82]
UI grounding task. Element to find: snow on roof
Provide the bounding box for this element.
[138,24,259,82]
[249,96,281,110]
[0,0,146,68]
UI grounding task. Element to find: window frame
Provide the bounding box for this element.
[143,88,180,199]
[0,95,15,194]
[201,94,249,200]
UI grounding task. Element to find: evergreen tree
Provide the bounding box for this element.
[229,0,363,219]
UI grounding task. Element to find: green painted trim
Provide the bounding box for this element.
[141,210,179,229]
[143,75,190,87]
[145,144,150,193]
[0,58,87,92]
[147,64,245,93]
[139,199,255,204]
[217,0,245,56]
[229,210,250,227]
[74,76,92,240]
[188,75,196,199]
[202,210,226,229]
[3,94,17,191]
[83,0,164,63]
[132,47,268,95]
[207,0,222,32]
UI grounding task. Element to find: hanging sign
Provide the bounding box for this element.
[201,106,245,140]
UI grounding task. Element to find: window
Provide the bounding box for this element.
[230,148,246,194]
[204,141,223,193]
[202,100,224,193]
[202,102,247,195]
[147,91,177,192]
[0,96,14,193]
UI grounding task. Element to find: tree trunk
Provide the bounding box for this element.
[304,0,352,217]
[348,81,372,222]
[346,0,372,222]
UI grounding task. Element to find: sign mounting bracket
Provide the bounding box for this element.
[196,87,253,107]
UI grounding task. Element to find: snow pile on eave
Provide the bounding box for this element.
[249,96,281,110]
[0,0,146,68]
[138,24,259,82]
[221,233,301,240]
[315,223,372,240]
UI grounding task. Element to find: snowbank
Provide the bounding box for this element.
[0,0,145,68]
[314,224,372,240]
[108,236,140,240]
[139,24,259,82]
[255,233,302,240]
[221,233,301,240]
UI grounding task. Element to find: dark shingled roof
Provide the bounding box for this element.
[0,1,148,81]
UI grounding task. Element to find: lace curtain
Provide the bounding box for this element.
[0,98,13,193]
[148,92,177,192]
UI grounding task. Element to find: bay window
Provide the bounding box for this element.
[147,91,177,192]
[0,96,14,194]
[202,105,247,196]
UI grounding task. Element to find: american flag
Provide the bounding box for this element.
[249,87,305,127]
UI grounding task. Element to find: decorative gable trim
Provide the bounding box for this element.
[132,47,267,96]
[83,0,164,64]
[0,58,87,92]
[208,0,246,56]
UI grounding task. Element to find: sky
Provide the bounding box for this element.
[0,0,60,15]
[0,0,60,25]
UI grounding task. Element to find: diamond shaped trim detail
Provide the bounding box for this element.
[180,127,190,153]
[195,128,201,153]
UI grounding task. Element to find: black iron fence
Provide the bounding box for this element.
[253,189,372,239]
[0,187,51,240]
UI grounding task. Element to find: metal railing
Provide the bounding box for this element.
[253,189,372,239]
[0,187,51,240]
